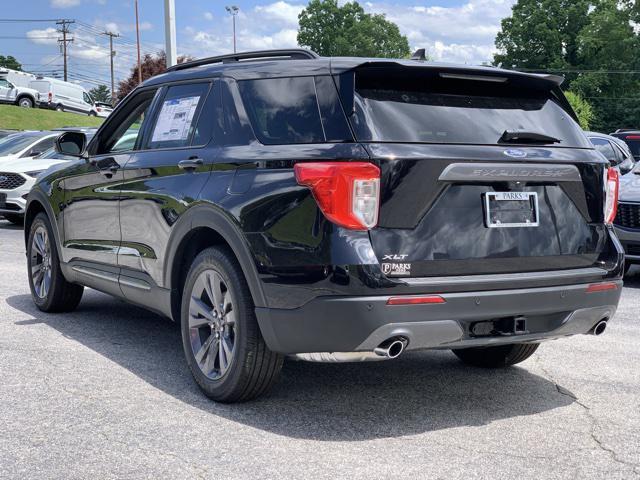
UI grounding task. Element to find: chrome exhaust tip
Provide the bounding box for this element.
[373,337,407,359]
[591,320,608,336]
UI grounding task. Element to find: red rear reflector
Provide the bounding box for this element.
[586,282,618,293]
[387,295,446,305]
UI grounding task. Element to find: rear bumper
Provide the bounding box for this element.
[255,281,622,354]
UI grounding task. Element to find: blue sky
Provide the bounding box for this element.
[2,0,515,90]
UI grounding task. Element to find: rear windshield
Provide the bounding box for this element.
[348,68,590,147]
[620,138,640,157]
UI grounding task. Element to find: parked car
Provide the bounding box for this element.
[613,162,640,274]
[25,49,623,403]
[0,129,20,140]
[0,72,40,108]
[586,131,635,174]
[0,131,58,163]
[94,102,113,118]
[0,131,83,224]
[611,129,640,162]
[28,77,96,115]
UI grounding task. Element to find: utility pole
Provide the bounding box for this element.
[225,6,239,53]
[104,31,119,106]
[56,19,74,82]
[164,0,177,67]
[134,0,142,84]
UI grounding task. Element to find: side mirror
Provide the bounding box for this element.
[55,131,87,157]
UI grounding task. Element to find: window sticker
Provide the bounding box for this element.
[151,95,201,143]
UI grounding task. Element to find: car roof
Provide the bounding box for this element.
[144,49,564,88]
[586,131,633,153]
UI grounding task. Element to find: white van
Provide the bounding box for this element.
[28,77,97,116]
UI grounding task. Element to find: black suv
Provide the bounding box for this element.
[25,49,624,402]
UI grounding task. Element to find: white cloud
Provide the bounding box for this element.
[254,1,305,26]
[204,11,214,21]
[182,0,514,65]
[50,0,81,7]
[26,28,59,45]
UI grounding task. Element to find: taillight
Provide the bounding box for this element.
[625,135,640,140]
[48,92,52,102]
[294,162,380,230]
[604,167,619,225]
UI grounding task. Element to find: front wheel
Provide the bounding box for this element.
[452,343,539,368]
[27,213,84,312]
[181,246,283,403]
[18,97,33,108]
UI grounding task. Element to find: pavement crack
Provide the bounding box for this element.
[534,356,639,474]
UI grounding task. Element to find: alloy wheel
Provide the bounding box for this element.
[30,226,52,299]
[188,269,237,380]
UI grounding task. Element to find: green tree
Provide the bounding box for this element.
[493,0,640,132]
[564,91,593,130]
[89,84,111,104]
[297,0,410,58]
[0,55,22,71]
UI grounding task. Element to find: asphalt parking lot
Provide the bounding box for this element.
[0,218,639,480]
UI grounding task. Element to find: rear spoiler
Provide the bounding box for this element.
[331,60,576,123]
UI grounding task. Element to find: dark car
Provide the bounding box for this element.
[24,49,624,403]
[614,162,640,273]
[586,131,635,174]
[611,129,640,162]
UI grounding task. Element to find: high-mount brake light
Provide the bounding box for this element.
[625,135,640,140]
[604,167,619,225]
[294,162,380,230]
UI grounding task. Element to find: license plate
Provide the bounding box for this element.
[484,191,539,228]
[0,193,6,209]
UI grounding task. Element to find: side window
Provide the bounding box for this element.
[590,137,617,162]
[238,77,324,145]
[23,137,55,157]
[146,83,210,150]
[95,89,157,155]
[0,79,8,88]
[83,92,92,104]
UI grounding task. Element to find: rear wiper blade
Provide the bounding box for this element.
[499,130,561,144]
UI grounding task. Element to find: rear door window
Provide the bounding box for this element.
[238,77,324,145]
[348,67,590,147]
[146,83,210,150]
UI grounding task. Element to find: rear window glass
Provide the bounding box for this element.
[348,68,590,147]
[238,77,324,145]
[621,137,640,157]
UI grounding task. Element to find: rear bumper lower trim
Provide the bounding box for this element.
[255,281,622,354]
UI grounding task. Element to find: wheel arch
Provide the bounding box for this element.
[24,190,63,260]
[165,204,267,322]
[15,93,35,106]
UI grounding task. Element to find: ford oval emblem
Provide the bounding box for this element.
[504,149,527,158]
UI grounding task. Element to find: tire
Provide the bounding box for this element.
[452,343,540,368]
[3,213,24,225]
[55,105,64,112]
[27,213,84,313]
[17,97,33,108]
[88,110,97,117]
[181,246,283,403]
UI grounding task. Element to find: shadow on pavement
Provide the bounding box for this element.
[7,291,575,441]
[0,219,23,230]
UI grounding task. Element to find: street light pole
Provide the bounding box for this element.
[225,6,239,53]
[164,0,177,67]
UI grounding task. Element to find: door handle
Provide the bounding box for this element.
[178,157,203,170]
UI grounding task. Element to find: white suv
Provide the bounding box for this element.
[0,131,60,224]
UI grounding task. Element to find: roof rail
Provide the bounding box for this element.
[615,128,639,133]
[166,49,320,72]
